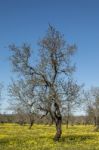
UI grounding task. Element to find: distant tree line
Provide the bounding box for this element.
[0,113,94,126]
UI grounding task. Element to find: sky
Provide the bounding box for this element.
[0,0,99,113]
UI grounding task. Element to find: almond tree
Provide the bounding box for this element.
[9,25,77,140]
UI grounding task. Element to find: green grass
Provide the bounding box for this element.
[0,123,99,150]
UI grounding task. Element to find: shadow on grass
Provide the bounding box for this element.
[0,137,16,145]
[0,138,8,144]
[0,136,27,146]
[60,134,94,143]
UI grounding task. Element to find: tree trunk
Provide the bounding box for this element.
[28,114,34,129]
[66,119,69,129]
[29,121,34,129]
[53,102,62,141]
[66,113,70,129]
[94,116,96,126]
[54,115,62,141]
[94,116,99,131]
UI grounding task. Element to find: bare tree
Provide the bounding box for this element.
[9,25,77,140]
[84,87,99,130]
[84,90,95,125]
[62,79,81,128]
[8,79,36,129]
[91,87,99,131]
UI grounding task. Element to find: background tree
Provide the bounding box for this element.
[84,91,95,125]
[84,87,99,129]
[62,78,81,128]
[8,79,36,129]
[9,25,77,141]
[91,87,99,131]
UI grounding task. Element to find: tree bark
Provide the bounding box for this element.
[94,116,99,131]
[53,102,62,141]
[66,112,70,129]
[28,114,34,129]
[54,115,62,141]
[29,121,34,129]
[94,116,96,126]
[66,119,69,129]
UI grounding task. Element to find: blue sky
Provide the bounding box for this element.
[0,0,99,112]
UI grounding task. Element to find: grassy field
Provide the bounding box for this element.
[0,124,99,150]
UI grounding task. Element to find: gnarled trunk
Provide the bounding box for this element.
[53,102,62,141]
[54,115,62,141]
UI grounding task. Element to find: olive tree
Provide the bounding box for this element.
[8,79,36,128]
[62,79,81,128]
[91,87,99,131]
[9,25,77,140]
[84,87,99,130]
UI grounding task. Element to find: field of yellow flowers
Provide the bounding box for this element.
[0,124,99,150]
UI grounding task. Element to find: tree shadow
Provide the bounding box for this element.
[0,136,16,145]
[60,134,94,143]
